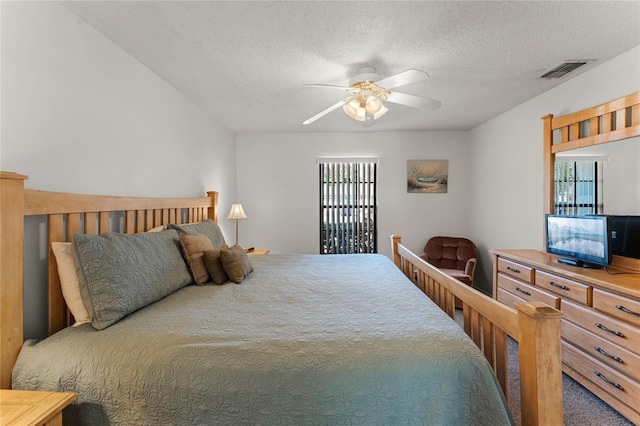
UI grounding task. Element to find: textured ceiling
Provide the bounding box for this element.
[62,1,640,133]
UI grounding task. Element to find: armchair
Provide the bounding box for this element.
[419,236,477,288]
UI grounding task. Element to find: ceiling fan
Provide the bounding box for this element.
[302,67,441,126]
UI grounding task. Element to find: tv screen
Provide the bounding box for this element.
[545,214,612,268]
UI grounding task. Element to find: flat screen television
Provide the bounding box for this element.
[609,215,640,259]
[545,214,612,268]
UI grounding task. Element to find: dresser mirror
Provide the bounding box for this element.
[554,135,640,216]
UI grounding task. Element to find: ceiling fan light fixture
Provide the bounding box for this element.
[365,95,383,114]
[373,105,388,120]
[343,96,368,121]
[343,98,360,119]
[303,68,440,126]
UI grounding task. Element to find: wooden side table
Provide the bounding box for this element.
[247,248,270,255]
[0,390,76,426]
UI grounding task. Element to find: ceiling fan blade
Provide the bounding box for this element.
[385,91,441,111]
[303,84,351,91]
[375,69,429,89]
[302,98,351,125]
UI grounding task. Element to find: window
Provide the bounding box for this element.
[318,160,377,254]
[554,160,603,215]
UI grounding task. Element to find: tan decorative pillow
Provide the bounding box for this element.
[220,245,254,284]
[51,242,91,326]
[179,234,214,285]
[203,246,230,285]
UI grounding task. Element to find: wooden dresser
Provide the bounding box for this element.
[491,249,640,424]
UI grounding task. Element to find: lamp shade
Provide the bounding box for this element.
[227,204,247,220]
[365,95,383,114]
[373,105,389,119]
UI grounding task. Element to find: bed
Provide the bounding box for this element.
[0,172,563,425]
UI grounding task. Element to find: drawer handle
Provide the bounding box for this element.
[595,323,626,338]
[515,287,531,296]
[548,281,569,291]
[615,305,640,317]
[594,346,624,363]
[594,371,624,391]
[506,266,521,274]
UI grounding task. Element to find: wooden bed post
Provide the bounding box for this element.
[0,172,27,389]
[515,301,564,426]
[390,235,401,267]
[206,191,219,223]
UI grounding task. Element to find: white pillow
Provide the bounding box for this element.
[51,242,91,326]
[146,225,166,232]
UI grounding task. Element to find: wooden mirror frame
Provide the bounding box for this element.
[542,91,640,272]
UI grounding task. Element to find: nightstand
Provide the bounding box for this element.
[0,389,76,426]
[244,247,269,255]
[247,248,270,255]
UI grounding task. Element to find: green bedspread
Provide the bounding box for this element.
[13,254,513,425]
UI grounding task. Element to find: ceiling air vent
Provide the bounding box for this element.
[540,61,592,79]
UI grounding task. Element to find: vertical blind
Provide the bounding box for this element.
[319,160,377,254]
[554,160,603,215]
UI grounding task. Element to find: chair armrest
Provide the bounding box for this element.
[464,258,477,278]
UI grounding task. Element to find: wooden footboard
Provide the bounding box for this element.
[391,235,564,426]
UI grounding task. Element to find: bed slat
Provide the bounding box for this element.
[125,211,135,234]
[495,328,509,399]
[47,215,66,336]
[85,212,97,235]
[145,209,153,228]
[67,213,81,240]
[99,212,109,233]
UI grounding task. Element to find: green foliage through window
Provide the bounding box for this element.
[319,162,377,254]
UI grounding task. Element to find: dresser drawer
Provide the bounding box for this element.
[562,341,640,412]
[497,274,560,309]
[497,258,534,284]
[593,289,640,327]
[496,286,527,309]
[562,299,640,355]
[561,321,640,381]
[535,270,592,305]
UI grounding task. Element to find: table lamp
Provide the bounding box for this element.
[227,203,247,245]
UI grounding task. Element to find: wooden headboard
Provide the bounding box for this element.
[0,171,219,388]
[542,91,640,273]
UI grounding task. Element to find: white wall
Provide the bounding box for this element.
[0,2,237,339]
[237,131,471,258]
[1,2,235,204]
[469,45,640,293]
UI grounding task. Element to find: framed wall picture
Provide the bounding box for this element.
[407,160,448,193]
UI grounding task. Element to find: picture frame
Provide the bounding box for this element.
[407,160,448,193]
